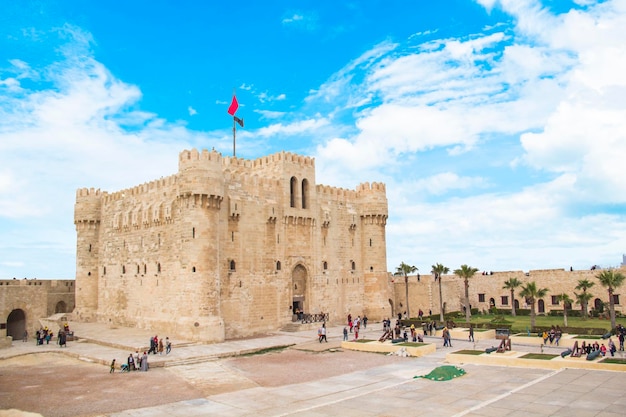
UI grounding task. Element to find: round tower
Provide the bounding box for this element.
[73,187,102,322]
[357,182,390,320]
[178,148,225,198]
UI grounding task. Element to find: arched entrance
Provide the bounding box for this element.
[594,298,604,312]
[538,299,545,313]
[292,264,308,314]
[514,299,519,310]
[6,309,26,341]
[55,301,67,314]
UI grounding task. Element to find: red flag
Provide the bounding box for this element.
[227,95,239,116]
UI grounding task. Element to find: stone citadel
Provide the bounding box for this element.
[72,148,390,342]
[1,147,624,344]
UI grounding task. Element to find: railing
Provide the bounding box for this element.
[300,313,329,324]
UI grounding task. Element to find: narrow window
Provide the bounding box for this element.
[122,265,126,274]
[323,261,328,270]
[276,261,281,271]
[232,231,234,242]
[144,264,147,274]
[301,178,309,209]
[369,238,372,247]
[192,227,195,238]
[157,263,161,273]
[230,260,236,271]
[351,261,356,270]
[290,176,297,208]
[103,266,106,275]
[88,244,92,252]
[192,266,196,272]
[136,265,140,274]
[613,294,620,305]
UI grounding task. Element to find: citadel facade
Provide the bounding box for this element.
[73,149,390,342]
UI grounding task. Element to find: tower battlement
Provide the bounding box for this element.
[74,188,102,223]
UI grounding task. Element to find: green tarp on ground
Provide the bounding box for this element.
[415,365,466,381]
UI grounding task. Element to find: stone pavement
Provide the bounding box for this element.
[3,322,626,416]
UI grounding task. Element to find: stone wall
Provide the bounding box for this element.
[0,279,75,342]
[391,266,626,318]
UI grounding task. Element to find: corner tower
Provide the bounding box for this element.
[357,182,390,320]
[73,187,102,321]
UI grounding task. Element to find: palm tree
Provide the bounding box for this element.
[575,291,594,320]
[454,264,479,323]
[596,269,626,330]
[519,281,549,329]
[575,279,595,319]
[502,278,522,316]
[394,262,417,319]
[556,293,573,327]
[431,263,450,322]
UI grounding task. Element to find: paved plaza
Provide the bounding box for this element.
[1,321,626,417]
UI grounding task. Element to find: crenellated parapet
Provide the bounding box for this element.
[74,188,102,224]
[356,181,388,218]
[315,184,358,202]
[178,148,224,199]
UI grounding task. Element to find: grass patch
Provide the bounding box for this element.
[600,358,626,364]
[520,353,558,360]
[398,342,427,347]
[354,339,375,343]
[453,349,483,355]
[573,335,603,339]
[474,329,490,332]
[239,345,292,356]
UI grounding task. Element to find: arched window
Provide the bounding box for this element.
[301,178,309,209]
[323,261,328,270]
[290,176,297,208]
[351,261,356,270]
[230,260,236,271]
[192,266,196,272]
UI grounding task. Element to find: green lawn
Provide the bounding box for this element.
[465,314,613,334]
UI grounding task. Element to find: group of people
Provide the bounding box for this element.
[574,339,616,357]
[111,336,173,372]
[542,325,563,346]
[31,326,68,347]
[147,335,171,355]
[343,313,367,341]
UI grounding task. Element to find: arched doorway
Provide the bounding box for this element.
[6,309,26,341]
[514,299,519,310]
[55,301,67,314]
[538,299,545,313]
[292,264,308,314]
[594,298,604,312]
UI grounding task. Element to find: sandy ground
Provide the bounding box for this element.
[0,348,406,417]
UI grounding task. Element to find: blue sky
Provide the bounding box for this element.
[1,0,625,279]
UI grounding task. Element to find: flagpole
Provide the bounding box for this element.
[233,116,236,157]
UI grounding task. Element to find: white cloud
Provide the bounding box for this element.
[188,106,197,116]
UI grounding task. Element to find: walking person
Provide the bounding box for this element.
[469,325,474,342]
[110,359,116,373]
[165,337,172,354]
[343,327,348,341]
